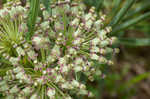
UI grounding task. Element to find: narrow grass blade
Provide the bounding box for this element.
[26,0,40,40]
[124,2,150,20]
[109,0,136,27]
[112,12,150,35]
[119,38,150,46]
[110,0,122,16]
[126,72,150,87]
[118,72,150,92]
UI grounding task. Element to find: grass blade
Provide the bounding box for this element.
[109,0,136,27]
[126,72,150,87]
[112,12,150,35]
[118,72,150,92]
[123,2,150,20]
[119,38,150,46]
[26,0,40,40]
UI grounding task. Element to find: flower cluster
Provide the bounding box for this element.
[0,0,119,99]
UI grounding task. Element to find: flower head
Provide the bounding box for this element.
[0,0,119,99]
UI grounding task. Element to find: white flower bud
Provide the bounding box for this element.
[43,70,47,75]
[40,21,50,30]
[47,88,56,98]
[85,13,92,21]
[75,58,83,65]
[22,87,32,96]
[78,89,88,95]
[51,45,61,57]
[73,28,82,37]
[9,57,20,65]
[79,84,86,90]
[85,19,93,29]
[99,57,107,64]
[16,72,24,79]
[61,82,70,89]
[0,84,9,91]
[71,18,80,26]
[9,86,19,94]
[71,80,80,87]
[16,47,25,56]
[91,38,100,45]
[13,67,22,73]
[27,50,37,60]
[90,53,99,60]
[74,66,83,72]
[43,10,50,20]
[30,93,38,99]
[90,46,99,53]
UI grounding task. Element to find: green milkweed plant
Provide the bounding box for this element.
[0,0,119,99]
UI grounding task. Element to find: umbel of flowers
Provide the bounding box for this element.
[0,0,119,99]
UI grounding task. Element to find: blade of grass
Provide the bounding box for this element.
[126,72,150,87]
[95,0,104,12]
[112,12,150,35]
[119,38,150,46]
[109,0,136,27]
[105,0,122,25]
[26,0,40,40]
[119,72,150,92]
[123,2,150,20]
[110,0,122,16]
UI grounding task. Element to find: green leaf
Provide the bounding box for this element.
[112,12,150,35]
[109,0,136,27]
[119,38,150,46]
[26,0,40,40]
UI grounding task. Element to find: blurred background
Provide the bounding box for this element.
[1,0,150,99]
[83,0,150,99]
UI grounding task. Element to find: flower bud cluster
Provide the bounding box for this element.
[0,5,28,55]
[0,0,119,99]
